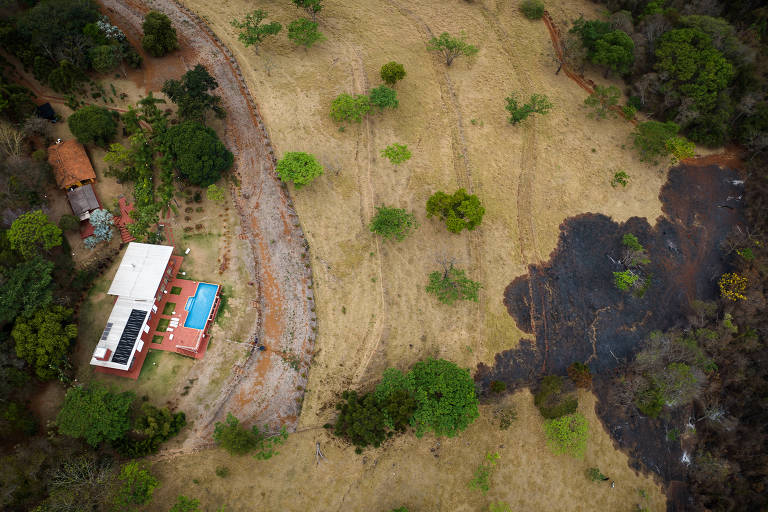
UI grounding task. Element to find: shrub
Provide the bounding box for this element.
[381,143,412,165]
[427,32,479,66]
[369,85,398,110]
[520,0,545,20]
[613,269,639,291]
[533,375,578,419]
[231,10,282,50]
[113,461,159,508]
[330,93,371,123]
[68,105,117,146]
[718,272,748,301]
[288,18,324,48]
[543,413,588,458]
[586,467,607,482]
[215,466,230,478]
[426,188,485,233]
[212,413,287,458]
[275,151,324,188]
[505,93,552,124]
[468,452,500,494]
[169,495,200,512]
[369,206,417,241]
[58,214,80,232]
[490,380,507,393]
[611,170,629,187]
[409,358,479,437]
[567,362,592,388]
[622,104,637,120]
[584,85,620,119]
[142,11,178,57]
[380,61,406,86]
[632,121,680,162]
[331,390,390,451]
[426,265,481,304]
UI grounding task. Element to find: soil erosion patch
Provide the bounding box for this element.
[476,164,743,482]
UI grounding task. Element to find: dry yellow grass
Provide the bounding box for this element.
[149,0,671,509]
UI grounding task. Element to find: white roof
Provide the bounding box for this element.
[108,243,174,301]
[90,296,152,370]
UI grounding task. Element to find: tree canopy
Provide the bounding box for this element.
[142,11,178,57]
[543,413,588,458]
[369,206,417,241]
[426,263,481,305]
[584,85,620,119]
[381,143,412,165]
[409,358,479,437]
[330,93,371,123]
[67,105,117,147]
[275,151,324,188]
[426,189,485,233]
[287,18,325,48]
[113,462,159,509]
[427,32,479,66]
[380,61,406,86]
[163,121,233,187]
[57,384,134,446]
[591,30,634,76]
[162,64,226,123]
[505,93,553,124]
[12,304,77,380]
[369,85,399,110]
[0,256,53,325]
[8,210,62,259]
[231,10,282,50]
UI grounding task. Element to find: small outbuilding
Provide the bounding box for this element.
[66,183,100,220]
[48,140,96,190]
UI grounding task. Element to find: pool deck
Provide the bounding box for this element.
[94,260,220,380]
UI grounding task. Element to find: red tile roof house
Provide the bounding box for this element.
[48,140,102,238]
[90,242,222,380]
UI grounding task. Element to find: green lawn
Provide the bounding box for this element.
[170,286,182,295]
[162,302,176,315]
[152,335,164,344]
[157,318,170,332]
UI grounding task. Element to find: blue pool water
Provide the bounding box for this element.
[184,283,219,329]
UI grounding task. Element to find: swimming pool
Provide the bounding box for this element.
[184,282,219,330]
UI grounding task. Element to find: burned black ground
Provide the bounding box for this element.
[476,164,743,485]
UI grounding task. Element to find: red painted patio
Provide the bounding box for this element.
[94,253,221,380]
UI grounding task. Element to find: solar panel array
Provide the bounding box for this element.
[111,310,148,365]
[99,322,113,342]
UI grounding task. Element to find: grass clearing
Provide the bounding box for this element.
[162,302,177,315]
[170,286,183,295]
[157,318,171,332]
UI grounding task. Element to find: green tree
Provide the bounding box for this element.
[427,32,479,66]
[520,0,545,20]
[426,189,485,233]
[213,413,259,455]
[275,151,324,188]
[369,85,398,110]
[142,11,178,57]
[665,135,696,163]
[380,61,406,86]
[409,358,479,437]
[632,120,680,162]
[287,18,325,48]
[12,304,77,380]
[330,93,371,123]
[47,60,86,94]
[0,257,53,324]
[113,461,159,509]
[584,85,620,119]
[613,269,639,291]
[291,0,323,22]
[505,93,553,124]
[231,10,282,51]
[533,375,578,419]
[330,390,389,451]
[654,28,734,113]
[426,262,481,305]
[169,495,200,512]
[369,206,416,241]
[162,64,226,123]
[164,121,233,187]
[57,384,135,446]
[543,412,588,458]
[58,214,80,232]
[68,105,117,146]
[8,210,62,259]
[381,143,411,164]
[570,17,611,52]
[591,30,634,76]
[89,45,120,74]
[206,183,226,202]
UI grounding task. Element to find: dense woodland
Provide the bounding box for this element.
[0,0,766,510]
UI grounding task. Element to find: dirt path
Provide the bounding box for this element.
[100,0,315,450]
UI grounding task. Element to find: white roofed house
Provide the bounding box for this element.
[90,242,178,378]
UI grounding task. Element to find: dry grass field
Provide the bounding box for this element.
[148,0,673,509]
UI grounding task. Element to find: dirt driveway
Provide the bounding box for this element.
[99,0,315,449]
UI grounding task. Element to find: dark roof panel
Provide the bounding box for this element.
[111,309,147,365]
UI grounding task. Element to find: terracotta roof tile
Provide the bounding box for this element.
[48,140,96,189]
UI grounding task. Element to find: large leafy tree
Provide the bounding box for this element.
[427,32,479,66]
[409,358,479,437]
[591,30,634,76]
[161,64,225,124]
[8,210,62,259]
[67,105,117,147]
[0,256,54,325]
[369,206,416,241]
[231,10,282,51]
[12,304,77,380]
[88,45,120,74]
[426,189,485,233]
[141,11,178,57]
[164,121,233,187]
[57,384,135,446]
[654,28,734,114]
[275,151,324,189]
